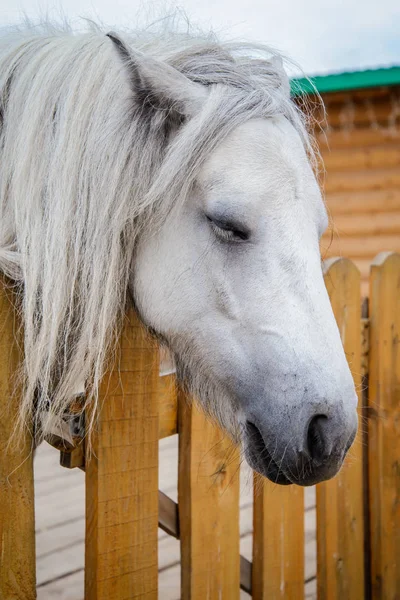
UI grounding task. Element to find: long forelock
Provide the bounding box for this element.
[0,18,316,442]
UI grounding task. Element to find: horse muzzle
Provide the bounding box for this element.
[243,404,358,486]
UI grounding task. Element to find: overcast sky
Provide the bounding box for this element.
[0,0,399,75]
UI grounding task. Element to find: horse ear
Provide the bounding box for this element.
[106,32,207,117]
[269,55,290,98]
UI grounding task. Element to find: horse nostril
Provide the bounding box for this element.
[307,414,329,465]
[245,421,267,454]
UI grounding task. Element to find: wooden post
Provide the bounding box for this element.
[85,309,159,600]
[0,280,36,600]
[368,252,400,599]
[178,393,241,599]
[252,476,304,599]
[316,257,364,599]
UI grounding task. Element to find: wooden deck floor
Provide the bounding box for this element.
[34,437,317,599]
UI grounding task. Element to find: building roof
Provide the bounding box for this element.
[291,65,400,96]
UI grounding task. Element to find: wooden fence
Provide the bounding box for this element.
[1,252,400,599]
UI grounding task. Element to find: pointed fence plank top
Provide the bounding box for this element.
[368,251,400,600]
[317,257,365,600]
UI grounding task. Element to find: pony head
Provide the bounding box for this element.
[0,24,357,485]
[107,35,358,486]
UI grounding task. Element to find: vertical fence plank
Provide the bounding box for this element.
[0,280,36,600]
[158,373,177,439]
[178,393,240,600]
[316,257,364,599]
[252,476,304,599]
[85,310,159,600]
[368,251,400,599]
[159,349,178,439]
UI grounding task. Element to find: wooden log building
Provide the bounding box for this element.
[294,66,400,296]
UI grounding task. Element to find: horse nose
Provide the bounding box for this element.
[243,403,358,486]
[306,414,332,466]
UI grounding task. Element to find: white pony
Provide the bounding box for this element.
[0,20,357,485]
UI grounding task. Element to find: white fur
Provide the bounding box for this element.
[0,20,357,483]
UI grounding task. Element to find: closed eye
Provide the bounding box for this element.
[206,215,250,242]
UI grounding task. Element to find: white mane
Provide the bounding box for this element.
[0,19,315,441]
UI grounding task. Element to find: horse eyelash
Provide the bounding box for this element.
[206,216,249,242]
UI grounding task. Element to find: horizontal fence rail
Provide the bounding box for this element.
[1,254,400,599]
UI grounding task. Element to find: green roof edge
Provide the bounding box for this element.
[291,66,400,96]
